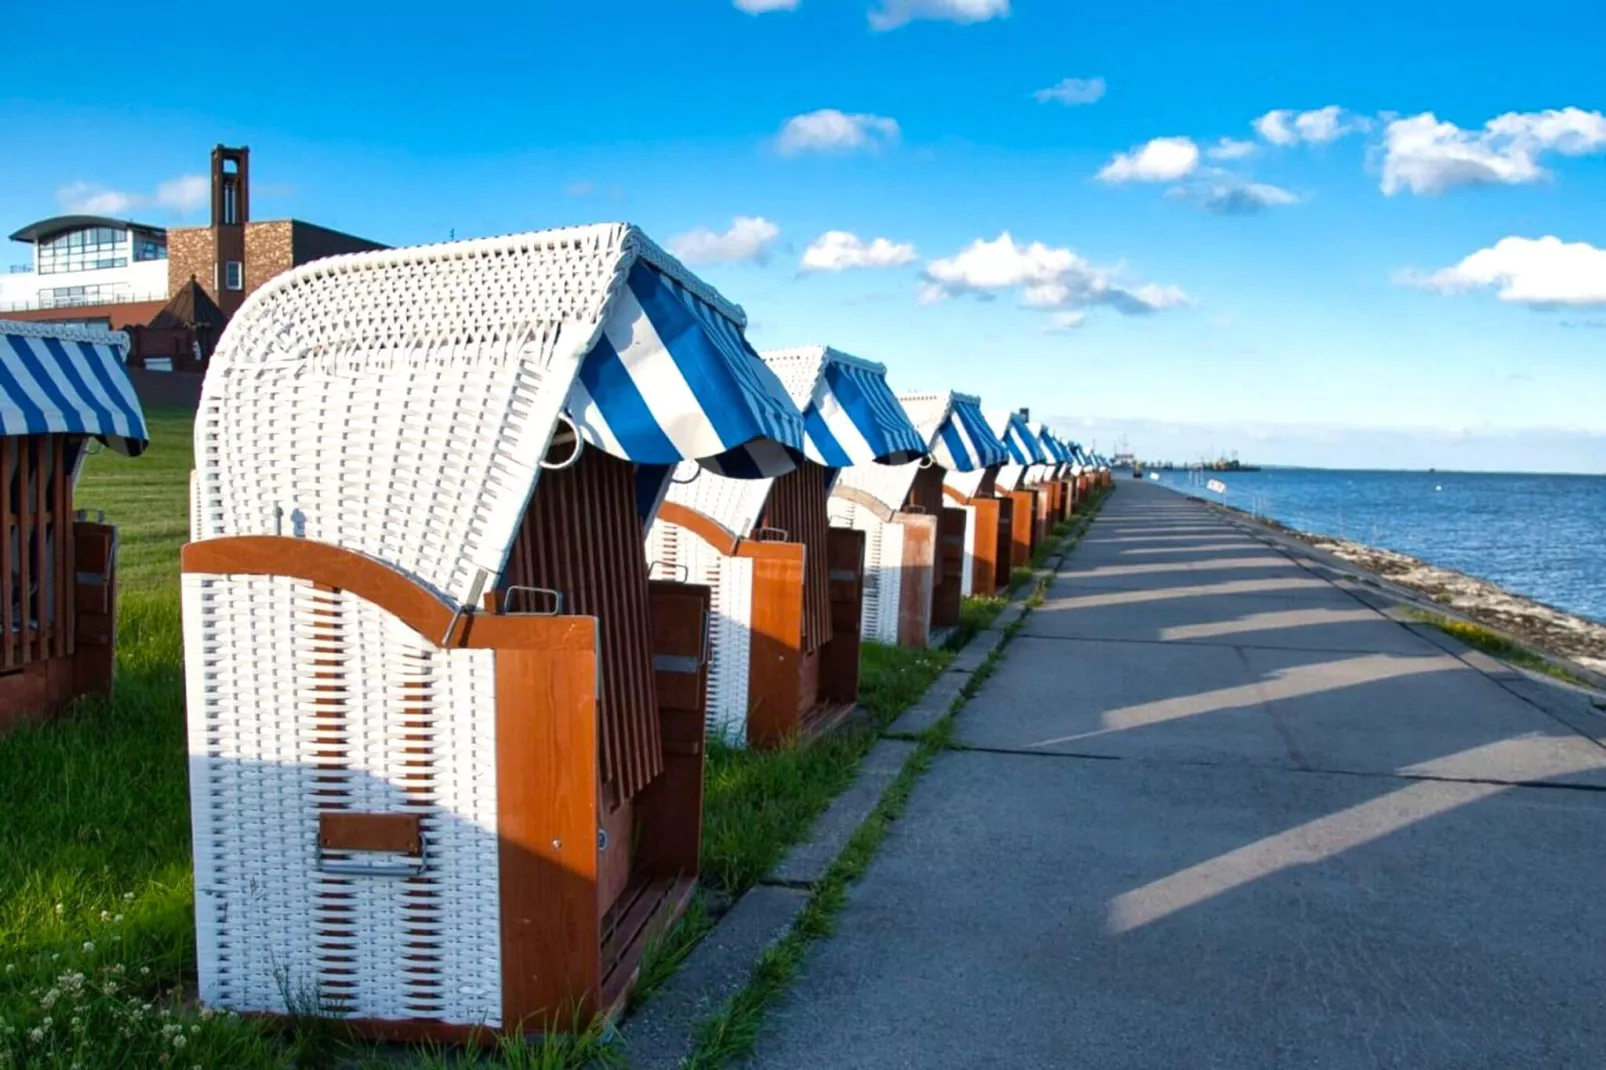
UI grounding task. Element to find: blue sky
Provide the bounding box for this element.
[4,0,1604,471]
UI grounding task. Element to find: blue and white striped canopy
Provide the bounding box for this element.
[993,410,1047,466]
[1036,424,1071,465]
[922,393,1009,473]
[1,322,148,456]
[566,259,805,479]
[761,347,925,468]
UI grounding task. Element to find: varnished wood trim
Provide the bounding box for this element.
[183,536,570,649]
[829,485,897,523]
[655,501,744,556]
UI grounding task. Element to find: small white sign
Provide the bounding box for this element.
[1206,479,1227,495]
[1148,472,1159,481]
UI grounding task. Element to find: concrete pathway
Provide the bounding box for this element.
[747,481,1606,1069]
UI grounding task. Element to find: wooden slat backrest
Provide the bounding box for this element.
[500,449,662,804]
[904,464,945,515]
[761,462,834,656]
[2,435,74,670]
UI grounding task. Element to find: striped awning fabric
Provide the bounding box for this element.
[760,346,925,468]
[992,410,1047,466]
[900,391,1009,473]
[0,320,148,456]
[1037,424,1071,465]
[566,259,805,479]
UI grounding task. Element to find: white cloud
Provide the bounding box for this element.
[1098,137,1199,183]
[669,216,781,266]
[921,232,1190,317]
[1254,106,1363,146]
[777,109,901,155]
[1035,76,1105,106]
[1401,235,1606,307]
[1207,137,1258,161]
[1174,179,1299,215]
[734,0,799,11]
[154,174,208,213]
[1381,108,1606,196]
[869,0,1008,31]
[1044,311,1086,333]
[801,231,917,271]
[57,173,209,217]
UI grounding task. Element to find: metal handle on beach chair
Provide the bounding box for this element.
[502,585,565,615]
[753,526,789,542]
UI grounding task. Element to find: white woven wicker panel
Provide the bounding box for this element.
[183,574,502,1026]
[833,459,920,515]
[828,497,902,645]
[758,347,827,409]
[944,467,988,501]
[995,464,1026,492]
[645,519,753,744]
[895,393,951,443]
[661,463,775,540]
[960,504,979,596]
[193,226,651,609]
[189,469,202,542]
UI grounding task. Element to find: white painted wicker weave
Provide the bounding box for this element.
[959,503,979,596]
[645,517,753,741]
[833,458,920,517]
[944,467,988,501]
[827,496,904,645]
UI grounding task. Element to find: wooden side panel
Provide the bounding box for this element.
[633,581,711,880]
[495,620,604,1031]
[971,498,1001,596]
[1008,490,1034,572]
[933,508,966,628]
[738,541,805,749]
[818,528,864,705]
[894,513,935,649]
[499,450,661,805]
[761,462,833,656]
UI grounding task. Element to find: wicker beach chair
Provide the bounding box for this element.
[646,345,922,748]
[181,223,805,1039]
[832,391,1008,642]
[987,409,1049,574]
[0,320,146,730]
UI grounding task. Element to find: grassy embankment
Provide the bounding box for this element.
[0,409,981,1068]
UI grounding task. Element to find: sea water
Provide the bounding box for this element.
[1148,469,1606,624]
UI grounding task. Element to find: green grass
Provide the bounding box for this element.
[1407,611,1595,687]
[76,407,194,592]
[3,408,959,1068]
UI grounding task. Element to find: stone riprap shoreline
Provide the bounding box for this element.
[1204,498,1606,676]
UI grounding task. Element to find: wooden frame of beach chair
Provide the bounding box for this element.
[0,321,146,731]
[181,224,805,1040]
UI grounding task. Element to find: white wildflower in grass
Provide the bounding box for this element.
[198,1007,214,1021]
[27,1028,44,1043]
[123,892,135,902]
[54,904,65,917]
[81,942,94,954]
[172,1034,188,1049]
[114,914,124,924]
[139,966,151,976]
[100,911,111,923]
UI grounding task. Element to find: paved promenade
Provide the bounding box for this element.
[748,480,1606,1069]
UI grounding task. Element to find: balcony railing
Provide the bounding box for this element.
[0,291,169,313]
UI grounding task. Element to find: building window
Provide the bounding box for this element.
[134,238,167,262]
[222,183,239,225]
[223,261,243,291]
[36,225,129,275]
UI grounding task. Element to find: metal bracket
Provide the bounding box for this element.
[540,413,585,472]
[753,525,789,543]
[647,560,690,584]
[441,569,490,647]
[502,585,564,616]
